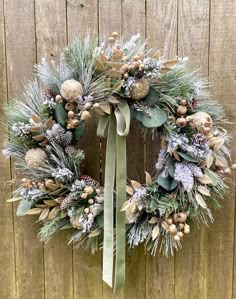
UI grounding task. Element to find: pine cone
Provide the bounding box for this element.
[60,195,73,210]
[80,175,99,186]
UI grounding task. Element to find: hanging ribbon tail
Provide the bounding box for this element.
[114,102,130,290]
[97,102,130,290]
[99,114,116,288]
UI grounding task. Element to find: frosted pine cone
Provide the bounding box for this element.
[46,124,72,146]
[60,195,73,210]
[174,162,194,192]
[80,175,100,187]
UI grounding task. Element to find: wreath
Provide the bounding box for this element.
[2,32,233,290]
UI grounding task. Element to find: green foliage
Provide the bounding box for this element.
[134,107,167,128]
[16,200,32,216]
[157,174,178,191]
[144,87,160,107]
[73,122,85,141]
[55,102,67,126]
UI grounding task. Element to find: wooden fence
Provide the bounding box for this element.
[0,1,236,298]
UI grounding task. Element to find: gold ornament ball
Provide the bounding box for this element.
[224,168,231,175]
[71,119,80,128]
[176,117,187,127]
[120,64,129,73]
[25,148,47,169]
[232,164,236,169]
[123,56,129,62]
[130,78,150,100]
[60,79,83,102]
[81,110,91,121]
[177,105,187,115]
[167,218,173,225]
[179,223,185,229]
[178,231,184,238]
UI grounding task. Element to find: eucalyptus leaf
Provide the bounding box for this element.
[73,122,85,141]
[144,87,160,107]
[157,173,178,191]
[135,107,167,128]
[96,214,104,227]
[59,223,73,230]
[16,200,32,216]
[177,151,197,162]
[55,103,67,126]
[204,168,218,186]
[168,159,175,178]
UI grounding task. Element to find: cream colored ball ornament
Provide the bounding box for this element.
[60,79,83,103]
[25,148,47,169]
[130,78,150,100]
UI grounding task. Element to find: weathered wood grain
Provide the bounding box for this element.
[122,2,146,299]
[0,0,16,298]
[4,0,45,298]
[146,0,177,58]
[35,1,74,298]
[206,1,236,299]
[145,2,177,299]
[67,1,103,298]
[98,1,123,298]
[1,1,236,299]
[175,2,210,299]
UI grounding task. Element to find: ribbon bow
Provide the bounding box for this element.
[97,101,130,290]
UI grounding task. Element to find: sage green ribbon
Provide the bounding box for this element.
[97,101,130,290]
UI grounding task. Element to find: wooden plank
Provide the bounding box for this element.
[122,2,146,299]
[67,0,98,40]
[4,1,45,298]
[0,0,16,298]
[175,1,209,299]
[145,1,177,298]
[146,0,177,58]
[35,1,74,299]
[98,1,123,298]
[67,1,103,298]
[206,1,236,299]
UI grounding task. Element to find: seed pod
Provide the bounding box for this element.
[177,212,187,223]
[108,37,115,43]
[111,32,118,38]
[177,105,187,115]
[68,111,75,118]
[84,208,89,214]
[88,199,94,205]
[84,102,92,110]
[169,224,177,235]
[81,193,88,199]
[167,218,173,225]
[180,99,187,106]
[55,95,63,103]
[176,117,187,127]
[178,231,184,238]
[184,227,190,234]
[173,235,180,241]
[84,186,94,195]
[81,111,91,121]
[130,78,150,100]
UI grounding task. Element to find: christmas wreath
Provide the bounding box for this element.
[2,32,233,290]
